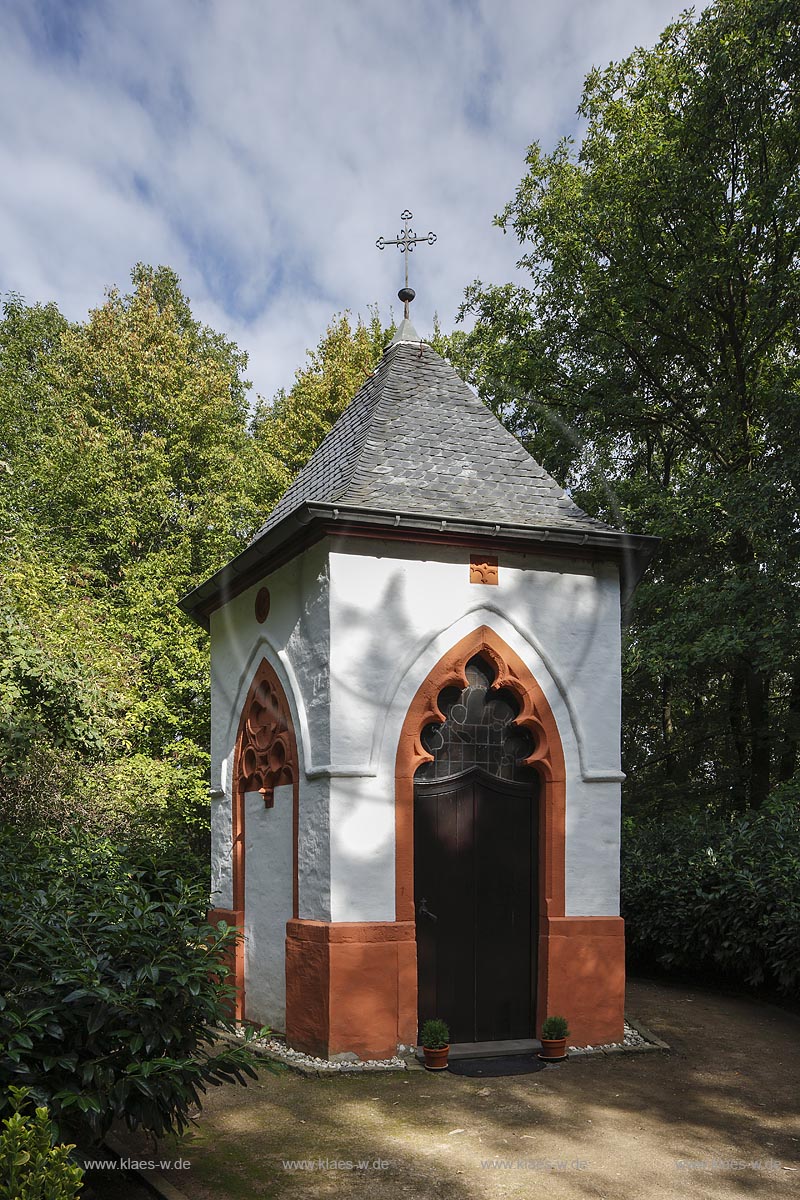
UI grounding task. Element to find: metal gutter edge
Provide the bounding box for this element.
[178,502,660,629]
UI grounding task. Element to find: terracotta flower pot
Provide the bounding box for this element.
[422,1044,450,1070]
[539,1037,568,1060]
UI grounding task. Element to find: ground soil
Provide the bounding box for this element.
[104,977,800,1199]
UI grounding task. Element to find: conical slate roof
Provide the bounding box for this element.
[253,328,613,542]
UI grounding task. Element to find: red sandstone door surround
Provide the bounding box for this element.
[208,656,299,1022]
[394,626,624,1050]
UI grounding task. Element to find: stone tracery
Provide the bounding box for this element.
[416,654,536,782]
[236,662,296,806]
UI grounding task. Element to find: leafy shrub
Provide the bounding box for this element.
[541,1016,569,1040]
[622,799,800,995]
[420,1018,450,1049]
[0,827,269,1145]
[0,1087,83,1199]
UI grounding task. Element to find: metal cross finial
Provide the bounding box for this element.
[376,208,437,318]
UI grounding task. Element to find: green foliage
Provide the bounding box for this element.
[46,265,257,580]
[0,828,270,1145]
[621,800,800,994]
[0,267,266,860]
[541,1016,569,1040]
[0,618,111,775]
[420,1018,450,1049]
[0,1088,83,1200]
[452,0,800,813]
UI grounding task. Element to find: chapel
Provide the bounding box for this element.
[180,308,657,1061]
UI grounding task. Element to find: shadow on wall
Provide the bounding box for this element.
[326,553,613,919]
[330,553,608,739]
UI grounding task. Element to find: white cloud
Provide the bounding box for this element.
[0,0,702,399]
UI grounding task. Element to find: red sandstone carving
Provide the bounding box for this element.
[469,554,499,584]
[237,670,296,808]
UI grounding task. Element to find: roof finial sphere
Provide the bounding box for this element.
[398,286,415,304]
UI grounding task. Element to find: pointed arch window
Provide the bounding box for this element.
[415,654,536,783]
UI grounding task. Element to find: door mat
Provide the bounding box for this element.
[446,1054,549,1078]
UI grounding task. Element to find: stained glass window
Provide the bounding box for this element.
[415,655,535,782]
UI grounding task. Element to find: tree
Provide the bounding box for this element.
[452,0,800,812]
[0,268,263,856]
[0,281,405,857]
[0,295,125,828]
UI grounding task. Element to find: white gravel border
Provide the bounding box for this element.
[228,1027,409,1073]
[569,1020,646,1052]
[225,1016,668,1074]
[566,1016,670,1058]
[256,1037,408,1072]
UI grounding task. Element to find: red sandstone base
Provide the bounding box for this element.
[283,915,625,1059]
[285,919,417,1060]
[537,916,625,1046]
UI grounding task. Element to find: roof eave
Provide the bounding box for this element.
[179,501,660,629]
[178,506,319,630]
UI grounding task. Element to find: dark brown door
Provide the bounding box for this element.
[414,767,538,1044]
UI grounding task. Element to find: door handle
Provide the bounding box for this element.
[417,897,438,922]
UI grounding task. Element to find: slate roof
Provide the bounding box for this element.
[252,331,617,542]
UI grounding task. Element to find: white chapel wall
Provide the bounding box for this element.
[243,782,293,1029]
[208,532,624,972]
[208,540,332,924]
[326,540,624,923]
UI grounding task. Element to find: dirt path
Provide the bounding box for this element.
[114,978,800,1199]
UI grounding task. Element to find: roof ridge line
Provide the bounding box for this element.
[329,339,416,504]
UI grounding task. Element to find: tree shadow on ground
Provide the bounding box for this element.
[116,980,800,1200]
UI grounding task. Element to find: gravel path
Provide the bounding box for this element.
[111,978,800,1199]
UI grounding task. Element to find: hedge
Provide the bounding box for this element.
[0,1088,84,1200]
[621,798,800,997]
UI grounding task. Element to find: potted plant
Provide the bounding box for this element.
[539,1015,570,1060]
[420,1018,450,1070]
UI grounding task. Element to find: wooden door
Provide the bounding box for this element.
[414,767,538,1044]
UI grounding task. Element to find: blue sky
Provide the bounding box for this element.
[1,0,698,400]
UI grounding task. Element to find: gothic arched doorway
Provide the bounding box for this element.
[395,624,567,1047]
[413,654,540,1042]
[230,657,299,1021]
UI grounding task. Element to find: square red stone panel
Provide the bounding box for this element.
[470,554,498,584]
